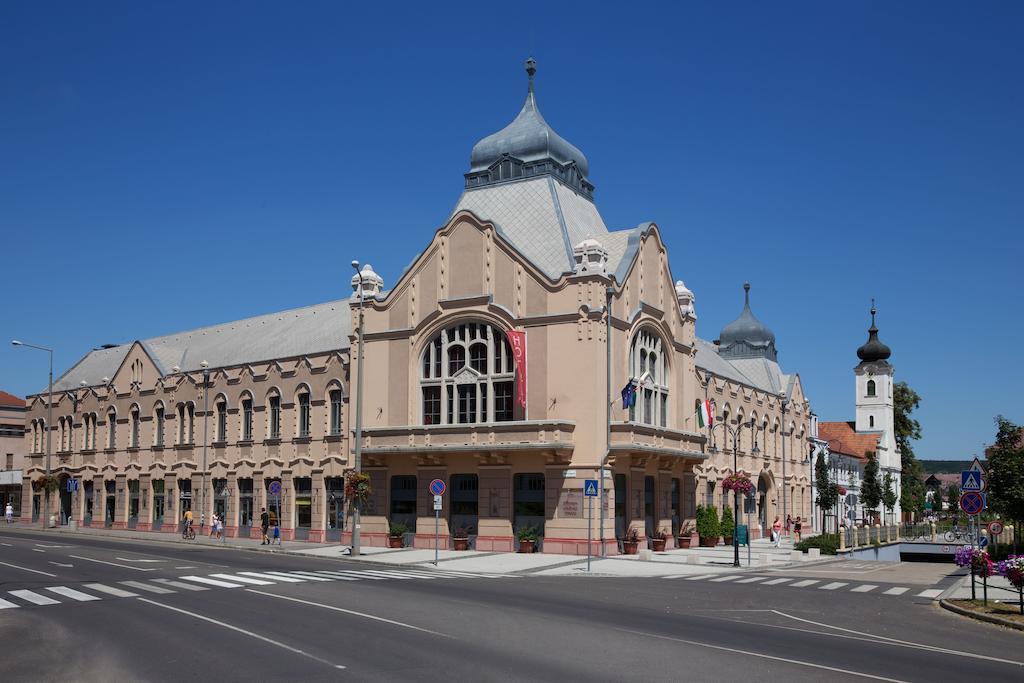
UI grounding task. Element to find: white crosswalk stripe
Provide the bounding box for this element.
[356,570,419,580]
[277,571,335,581]
[238,571,306,583]
[10,590,60,605]
[314,570,388,581]
[180,576,243,588]
[709,575,740,582]
[916,589,943,599]
[152,578,210,591]
[734,577,767,584]
[45,586,101,602]
[790,580,820,588]
[883,587,909,595]
[85,583,138,598]
[851,584,878,593]
[684,574,718,581]
[761,578,793,585]
[820,582,849,590]
[301,571,360,581]
[0,597,19,609]
[209,574,275,586]
[120,580,174,594]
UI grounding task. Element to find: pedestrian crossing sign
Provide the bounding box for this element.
[584,479,599,497]
[961,470,984,492]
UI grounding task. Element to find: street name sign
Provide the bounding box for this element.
[429,479,446,496]
[584,479,599,497]
[960,491,984,516]
[433,495,443,511]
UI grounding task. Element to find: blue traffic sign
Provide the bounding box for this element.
[583,479,599,497]
[429,479,446,496]
[269,481,282,496]
[979,536,989,548]
[960,491,984,516]
[961,470,983,492]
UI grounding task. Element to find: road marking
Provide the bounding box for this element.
[69,555,156,571]
[35,544,68,548]
[761,578,793,585]
[734,577,767,584]
[883,587,909,595]
[820,582,849,590]
[0,560,58,577]
[661,574,690,579]
[790,580,819,588]
[175,566,198,569]
[684,574,717,581]
[209,574,275,586]
[48,562,73,568]
[246,589,452,638]
[137,598,345,670]
[120,581,175,594]
[45,586,101,602]
[709,575,740,582]
[378,570,442,580]
[0,597,19,609]
[615,627,907,682]
[10,589,60,606]
[259,571,328,582]
[0,542,11,546]
[278,571,335,581]
[238,571,305,583]
[180,576,243,588]
[916,589,943,599]
[115,557,164,563]
[32,548,45,552]
[153,579,209,591]
[297,571,359,581]
[851,584,878,593]
[84,583,138,598]
[346,570,418,580]
[316,570,387,580]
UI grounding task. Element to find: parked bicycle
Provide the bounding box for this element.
[944,526,970,542]
[182,521,195,541]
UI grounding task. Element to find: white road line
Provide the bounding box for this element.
[761,578,793,585]
[180,576,243,588]
[916,589,943,599]
[684,574,718,581]
[210,574,275,586]
[298,571,360,581]
[315,570,386,580]
[10,589,60,606]
[115,557,164,563]
[32,548,45,552]
[0,542,11,546]
[735,577,767,584]
[238,571,305,583]
[851,584,878,593]
[429,570,501,578]
[662,574,690,579]
[350,570,418,580]
[380,570,441,579]
[0,597,19,609]
[152,579,209,592]
[137,597,345,670]
[175,566,198,569]
[120,581,175,594]
[615,627,907,682]
[709,575,740,582]
[45,586,101,602]
[883,587,909,595]
[790,580,819,588]
[69,555,156,571]
[0,560,58,577]
[278,571,335,581]
[84,583,138,598]
[246,589,452,637]
[820,582,849,590]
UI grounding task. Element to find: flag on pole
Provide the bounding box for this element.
[696,399,714,428]
[621,380,637,409]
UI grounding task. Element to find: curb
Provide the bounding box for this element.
[938,599,1024,632]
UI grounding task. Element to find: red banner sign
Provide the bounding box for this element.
[507,330,527,409]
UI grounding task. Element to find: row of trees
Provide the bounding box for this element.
[815,449,898,529]
[987,417,1024,536]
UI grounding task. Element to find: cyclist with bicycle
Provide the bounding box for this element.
[183,509,194,539]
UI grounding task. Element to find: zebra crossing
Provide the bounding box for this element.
[0,567,514,611]
[660,573,945,599]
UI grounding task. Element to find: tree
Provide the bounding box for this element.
[987,416,1024,538]
[901,459,927,515]
[894,381,925,520]
[862,451,883,522]
[815,451,838,531]
[882,472,898,524]
[947,484,960,514]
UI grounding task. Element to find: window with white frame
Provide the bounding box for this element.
[177,403,194,445]
[329,389,343,436]
[297,390,310,437]
[107,408,117,449]
[629,328,669,427]
[419,322,516,425]
[267,393,281,439]
[154,403,165,447]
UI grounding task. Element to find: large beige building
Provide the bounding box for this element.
[1,390,26,517]
[22,60,812,553]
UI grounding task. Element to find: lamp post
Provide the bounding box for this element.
[708,417,763,567]
[350,260,365,557]
[780,394,788,530]
[200,360,209,537]
[12,340,52,529]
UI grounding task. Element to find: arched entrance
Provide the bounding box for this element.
[757,471,775,537]
[58,473,72,525]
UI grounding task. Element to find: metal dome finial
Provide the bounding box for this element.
[743,281,751,306]
[870,298,877,328]
[525,57,537,92]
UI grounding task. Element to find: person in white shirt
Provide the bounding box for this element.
[5,502,13,524]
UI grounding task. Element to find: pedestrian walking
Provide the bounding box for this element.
[260,507,270,545]
[772,516,783,547]
[273,523,281,546]
[5,502,13,524]
[794,516,803,542]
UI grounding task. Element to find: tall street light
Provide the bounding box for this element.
[200,360,210,537]
[708,417,763,567]
[780,393,788,529]
[350,260,365,557]
[12,340,53,529]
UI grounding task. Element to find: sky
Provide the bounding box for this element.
[1,2,1021,460]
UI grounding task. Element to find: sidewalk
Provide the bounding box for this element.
[6,524,826,577]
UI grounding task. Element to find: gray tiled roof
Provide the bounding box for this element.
[695,337,796,398]
[52,299,352,392]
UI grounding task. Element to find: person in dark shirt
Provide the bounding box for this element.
[260,507,270,545]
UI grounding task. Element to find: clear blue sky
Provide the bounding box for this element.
[2,2,1021,460]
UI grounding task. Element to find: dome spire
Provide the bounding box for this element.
[526,56,536,93]
[856,299,891,363]
[718,282,777,361]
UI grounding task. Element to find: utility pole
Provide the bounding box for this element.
[351,261,366,557]
[200,361,209,537]
[12,340,52,529]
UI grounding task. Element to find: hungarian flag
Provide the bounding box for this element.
[621,380,637,409]
[697,399,714,428]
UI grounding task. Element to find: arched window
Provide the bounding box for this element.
[629,328,669,427]
[419,322,516,425]
[130,405,140,448]
[296,386,311,437]
[869,415,875,428]
[240,392,254,441]
[328,385,343,436]
[267,390,281,439]
[30,419,38,453]
[215,395,228,443]
[107,408,117,449]
[154,402,165,447]
[866,380,876,397]
[177,402,194,445]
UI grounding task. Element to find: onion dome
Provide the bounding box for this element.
[856,301,891,363]
[718,282,777,361]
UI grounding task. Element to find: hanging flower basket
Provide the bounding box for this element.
[33,475,60,493]
[838,486,847,497]
[343,470,372,508]
[721,473,754,496]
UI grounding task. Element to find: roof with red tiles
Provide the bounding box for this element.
[818,421,880,461]
[0,390,25,408]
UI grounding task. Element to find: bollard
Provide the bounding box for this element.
[791,550,803,562]
[887,525,893,543]
[639,549,653,561]
[808,548,821,560]
[875,524,882,544]
[851,525,859,548]
[839,528,847,551]
[931,522,937,543]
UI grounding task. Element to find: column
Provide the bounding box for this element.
[478,465,512,552]
[113,473,129,529]
[415,466,448,549]
[309,470,326,543]
[138,473,152,532]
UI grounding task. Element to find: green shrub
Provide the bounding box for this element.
[696,505,720,539]
[794,533,840,555]
[388,522,409,537]
[516,525,540,542]
[720,506,735,537]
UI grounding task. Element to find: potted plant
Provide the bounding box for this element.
[516,526,539,553]
[452,527,470,551]
[696,505,720,547]
[649,527,669,552]
[677,521,695,549]
[387,522,408,548]
[622,525,640,555]
[720,505,735,546]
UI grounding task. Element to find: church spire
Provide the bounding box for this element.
[856,300,892,363]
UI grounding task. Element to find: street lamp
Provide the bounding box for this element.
[12,340,53,530]
[350,260,365,557]
[200,360,209,537]
[708,416,763,567]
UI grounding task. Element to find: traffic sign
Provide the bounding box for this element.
[968,457,985,473]
[583,479,599,497]
[433,494,442,511]
[961,470,984,492]
[269,481,282,496]
[989,520,1004,536]
[429,479,446,496]
[979,536,989,548]
[960,491,984,516]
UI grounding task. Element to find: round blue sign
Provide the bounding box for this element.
[959,491,983,516]
[429,479,446,496]
[269,481,282,496]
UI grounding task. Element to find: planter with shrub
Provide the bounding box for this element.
[516,526,539,553]
[649,527,669,552]
[720,506,735,546]
[452,527,470,551]
[696,505,720,547]
[622,525,640,554]
[387,522,408,548]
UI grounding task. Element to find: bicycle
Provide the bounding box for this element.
[182,522,195,541]
[944,526,970,542]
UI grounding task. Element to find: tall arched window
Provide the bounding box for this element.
[177,402,194,445]
[107,408,117,449]
[240,392,253,441]
[629,328,669,427]
[130,405,140,448]
[866,380,876,397]
[215,395,228,443]
[328,385,343,436]
[267,390,281,439]
[296,386,311,438]
[420,322,515,425]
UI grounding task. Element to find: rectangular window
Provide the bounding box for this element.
[330,390,343,435]
[269,397,280,439]
[217,403,227,442]
[660,395,667,428]
[298,394,310,437]
[494,381,513,422]
[242,399,253,441]
[422,386,441,425]
[108,415,116,449]
[6,454,12,470]
[457,385,477,424]
[131,412,139,448]
[155,407,164,446]
[187,404,194,444]
[644,389,653,425]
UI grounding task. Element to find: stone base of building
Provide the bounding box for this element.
[475,535,514,552]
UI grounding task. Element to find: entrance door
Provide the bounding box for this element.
[59,478,72,525]
[671,479,681,537]
[390,476,417,531]
[104,480,115,528]
[757,476,768,533]
[326,477,344,542]
[614,474,627,540]
[449,474,478,541]
[238,478,253,536]
[644,477,655,538]
[84,481,94,526]
[152,480,165,531]
[128,480,140,529]
[513,473,545,538]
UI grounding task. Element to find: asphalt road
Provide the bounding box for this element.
[1,529,1020,682]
